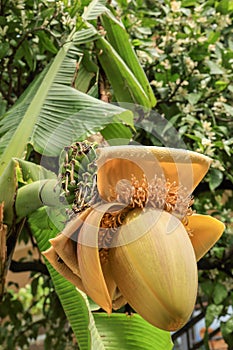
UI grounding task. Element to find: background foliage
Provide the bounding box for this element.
[0,0,233,349]
[119,0,233,347]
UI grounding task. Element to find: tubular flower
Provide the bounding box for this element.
[43,146,225,332]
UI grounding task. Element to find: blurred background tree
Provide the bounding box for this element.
[0,0,232,349]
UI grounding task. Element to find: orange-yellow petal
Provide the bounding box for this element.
[49,235,80,277]
[42,246,86,292]
[109,208,198,331]
[97,158,144,201]
[62,207,92,237]
[78,203,124,313]
[188,214,225,261]
[101,263,127,309]
[49,208,92,277]
[96,146,212,201]
[101,261,117,300]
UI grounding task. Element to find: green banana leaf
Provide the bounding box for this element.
[0,0,157,175]
[95,36,153,108]
[100,13,156,107]
[0,25,133,174]
[28,207,105,350]
[100,121,133,145]
[82,0,156,108]
[94,313,173,350]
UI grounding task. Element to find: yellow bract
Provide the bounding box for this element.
[109,209,198,331]
[187,214,225,261]
[96,146,212,200]
[43,146,225,332]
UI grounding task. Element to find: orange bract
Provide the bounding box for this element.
[96,146,212,201]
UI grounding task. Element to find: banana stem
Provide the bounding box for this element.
[15,179,62,221]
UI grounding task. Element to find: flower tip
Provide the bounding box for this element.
[164,318,188,332]
[42,247,52,258]
[93,299,112,314]
[49,236,64,249]
[106,306,112,315]
[188,214,225,261]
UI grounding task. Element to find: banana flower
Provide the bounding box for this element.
[43,146,225,331]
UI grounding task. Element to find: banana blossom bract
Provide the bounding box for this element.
[43,146,225,331]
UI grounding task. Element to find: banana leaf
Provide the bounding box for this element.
[100,13,156,107]
[0,25,133,174]
[94,313,173,350]
[28,207,105,350]
[95,36,153,108]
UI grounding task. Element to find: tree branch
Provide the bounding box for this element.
[10,259,49,276]
[198,251,233,278]
[193,179,233,195]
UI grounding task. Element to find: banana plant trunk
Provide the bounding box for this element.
[0,179,61,298]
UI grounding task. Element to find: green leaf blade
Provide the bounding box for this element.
[209,168,223,191]
[0,42,76,175]
[96,37,152,107]
[94,313,173,350]
[29,208,105,350]
[101,13,156,107]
